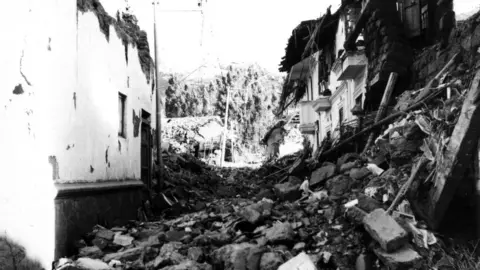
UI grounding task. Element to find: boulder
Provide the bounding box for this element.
[211,243,264,270]
[92,238,109,250]
[103,247,144,262]
[374,246,423,270]
[79,246,103,259]
[274,182,302,202]
[75,258,111,270]
[355,254,376,270]
[350,167,371,180]
[346,206,368,224]
[293,242,306,252]
[340,161,357,174]
[260,252,284,270]
[136,235,161,247]
[148,242,186,268]
[187,247,204,262]
[254,188,276,201]
[158,260,213,270]
[112,233,134,246]
[166,230,187,242]
[325,175,353,197]
[265,222,294,245]
[389,137,422,167]
[192,231,231,246]
[310,163,336,186]
[95,229,115,241]
[357,193,383,212]
[240,200,273,224]
[278,252,317,270]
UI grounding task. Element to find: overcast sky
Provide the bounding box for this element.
[122,0,341,76]
[101,0,479,77]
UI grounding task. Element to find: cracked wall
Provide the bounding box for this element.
[0,0,157,267]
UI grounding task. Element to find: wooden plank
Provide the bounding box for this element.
[319,82,449,159]
[413,53,460,103]
[362,72,398,154]
[427,70,480,230]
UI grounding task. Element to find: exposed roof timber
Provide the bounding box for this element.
[302,6,331,59]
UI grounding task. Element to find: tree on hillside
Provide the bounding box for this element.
[164,64,284,151]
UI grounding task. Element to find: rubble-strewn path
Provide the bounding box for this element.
[51,151,453,270]
[54,52,480,270]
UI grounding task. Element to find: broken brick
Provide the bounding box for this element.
[363,209,409,252]
[374,246,423,270]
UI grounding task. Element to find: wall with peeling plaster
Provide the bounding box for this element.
[0,0,160,267]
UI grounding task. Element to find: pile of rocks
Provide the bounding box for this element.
[54,57,480,270]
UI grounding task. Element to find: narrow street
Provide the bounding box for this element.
[2,0,480,270]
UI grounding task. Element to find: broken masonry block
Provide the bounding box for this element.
[278,252,317,270]
[374,245,423,270]
[363,209,409,252]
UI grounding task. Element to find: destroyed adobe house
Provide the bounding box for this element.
[162,116,230,158]
[278,0,456,154]
[278,1,368,151]
[0,0,166,267]
[283,0,480,240]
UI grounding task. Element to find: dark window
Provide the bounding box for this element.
[338,107,344,135]
[355,95,363,108]
[339,107,344,124]
[310,79,314,100]
[118,93,126,137]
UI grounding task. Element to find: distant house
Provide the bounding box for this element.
[163,116,225,154]
[0,0,166,267]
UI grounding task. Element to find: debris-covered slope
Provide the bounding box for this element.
[53,9,480,270]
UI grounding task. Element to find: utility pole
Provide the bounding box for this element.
[153,1,164,191]
[220,86,230,166]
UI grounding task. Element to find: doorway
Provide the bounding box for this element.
[140,110,152,189]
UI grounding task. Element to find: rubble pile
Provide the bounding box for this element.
[54,51,480,269]
[149,152,240,218]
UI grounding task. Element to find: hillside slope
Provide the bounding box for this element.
[165,63,285,150]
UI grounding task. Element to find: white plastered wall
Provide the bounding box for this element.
[0,0,158,267]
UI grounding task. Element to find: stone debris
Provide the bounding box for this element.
[53,33,480,270]
[278,252,317,270]
[374,246,423,270]
[113,233,134,246]
[265,222,294,245]
[363,209,409,252]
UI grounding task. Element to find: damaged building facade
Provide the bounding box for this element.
[279,0,458,152]
[0,0,164,267]
[279,0,480,240]
[280,1,368,150]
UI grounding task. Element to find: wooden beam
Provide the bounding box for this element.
[302,7,330,59]
[319,82,450,160]
[413,53,460,103]
[362,72,398,154]
[427,70,480,229]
